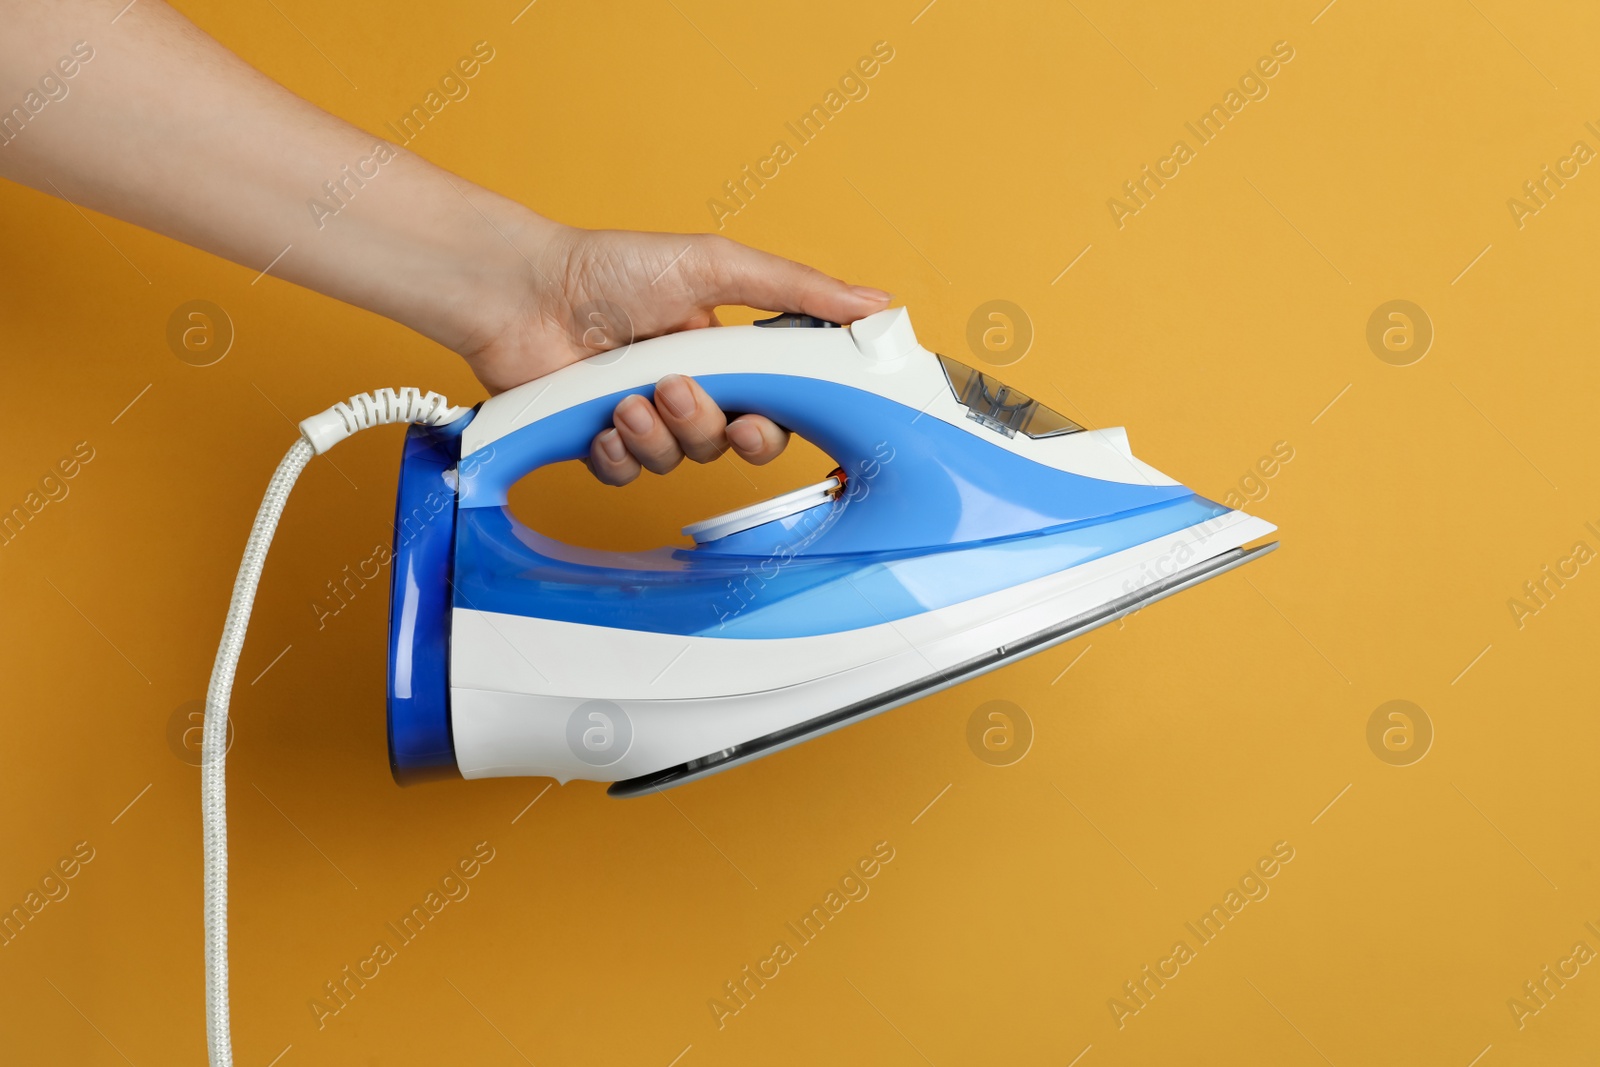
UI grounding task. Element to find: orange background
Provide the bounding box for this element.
[4,1,1600,1063]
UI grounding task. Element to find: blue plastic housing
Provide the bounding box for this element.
[452,494,1225,639]
[448,373,1212,640]
[386,414,472,784]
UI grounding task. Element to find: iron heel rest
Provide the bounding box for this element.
[386,410,473,784]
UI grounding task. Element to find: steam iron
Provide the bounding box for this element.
[386,307,1278,795]
[200,308,1279,1060]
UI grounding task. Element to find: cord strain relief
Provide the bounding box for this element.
[297,388,470,454]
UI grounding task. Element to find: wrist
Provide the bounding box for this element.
[394,183,570,363]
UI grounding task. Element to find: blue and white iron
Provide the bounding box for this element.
[199,305,1277,1060]
[385,307,1278,795]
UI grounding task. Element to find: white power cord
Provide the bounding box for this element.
[201,388,468,1066]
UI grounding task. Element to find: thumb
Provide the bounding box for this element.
[697,234,892,323]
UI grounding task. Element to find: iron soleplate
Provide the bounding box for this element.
[607,540,1278,798]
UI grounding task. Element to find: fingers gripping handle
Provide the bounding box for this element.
[456,310,924,510]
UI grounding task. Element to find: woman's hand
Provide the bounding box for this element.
[0,2,892,486]
[459,226,891,485]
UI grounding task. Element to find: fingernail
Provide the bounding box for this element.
[849,285,893,304]
[726,419,762,453]
[617,397,653,435]
[655,374,696,419]
[599,429,627,463]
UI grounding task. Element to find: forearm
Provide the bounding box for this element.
[0,0,544,356]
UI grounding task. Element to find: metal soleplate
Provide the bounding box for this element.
[607,540,1278,798]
